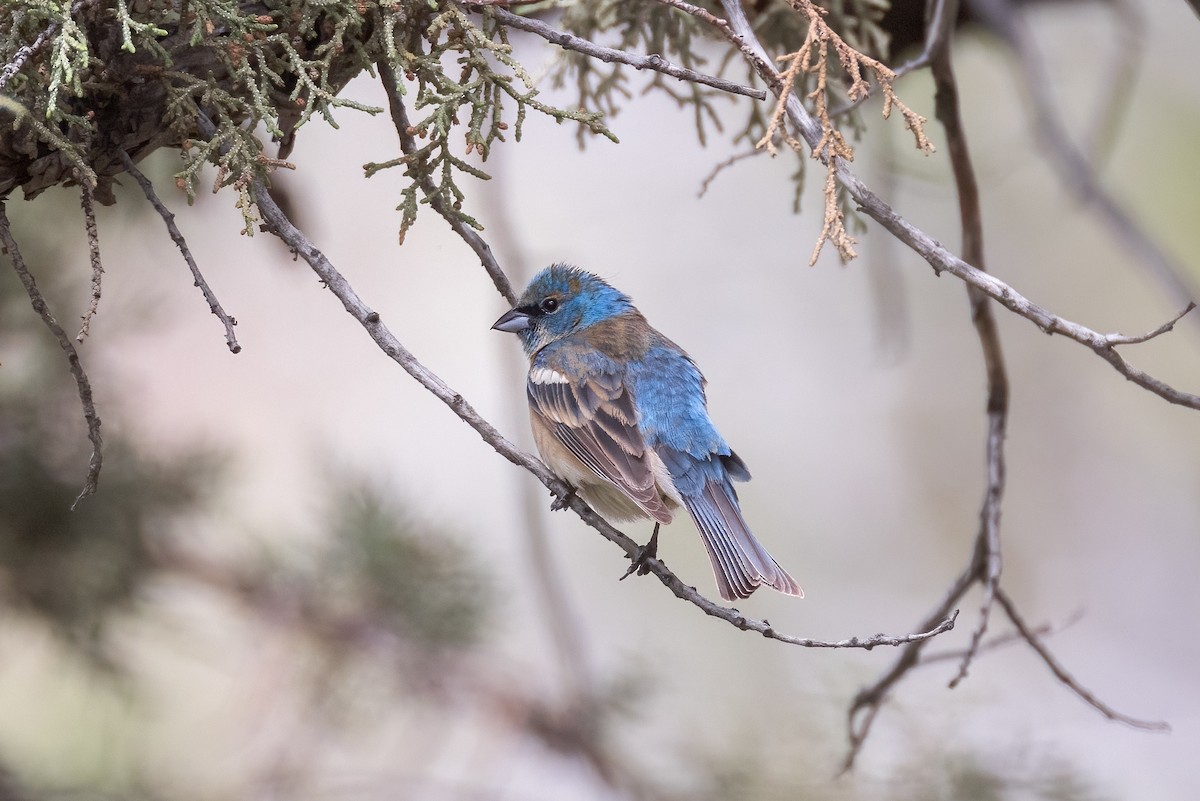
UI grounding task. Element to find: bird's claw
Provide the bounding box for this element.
[619,522,660,581]
[550,485,577,512]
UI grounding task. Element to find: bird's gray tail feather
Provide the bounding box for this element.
[683,480,803,602]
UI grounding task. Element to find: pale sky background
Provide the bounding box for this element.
[1,2,1198,799]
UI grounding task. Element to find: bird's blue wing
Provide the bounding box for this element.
[624,341,728,463]
[528,344,673,523]
[630,339,801,600]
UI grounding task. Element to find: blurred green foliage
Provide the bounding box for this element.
[312,478,491,649]
[0,249,209,662]
[690,738,1115,801]
[0,413,203,657]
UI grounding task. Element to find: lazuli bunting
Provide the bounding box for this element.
[493,264,802,601]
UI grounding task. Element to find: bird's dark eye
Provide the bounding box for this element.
[540,297,560,314]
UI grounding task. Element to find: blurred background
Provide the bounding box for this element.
[1,1,1198,799]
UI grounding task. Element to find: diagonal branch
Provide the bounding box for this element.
[463,3,768,103]
[708,0,1200,411]
[117,150,242,354]
[996,588,1169,731]
[246,173,955,651]
[0,202,102,507]
[384,64,600,725]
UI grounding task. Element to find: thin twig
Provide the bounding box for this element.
[667,0,783,94]
[894,0,956,77]
[0,202,102,507]
[376,63,515,305]
[996,588,1169,731]
[712,0,1200,411]
[697,148,762,198]
[245,168,956,650]
[967,0,1199,313]
[920,608,1083,665]
[464,3,768,102]
[76,181,103,341]
[1104,302,1195,346]
[922,622,1046,664]
[117,150,241,354]
[948,404,1004,688]
[656,0,736,32]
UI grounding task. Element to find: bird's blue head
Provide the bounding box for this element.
[492,264,633,354]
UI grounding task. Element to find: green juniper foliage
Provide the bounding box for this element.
[0,0,613,234]
[363,3,613,243]
[317,479,490,648]
[1,1,892,234]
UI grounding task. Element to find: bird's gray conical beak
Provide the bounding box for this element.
[492,308,531,333]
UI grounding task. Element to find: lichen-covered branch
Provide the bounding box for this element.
[76,181,104,341]
[1,0,616,226]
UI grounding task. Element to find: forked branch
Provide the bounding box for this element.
[996,588,1169,732]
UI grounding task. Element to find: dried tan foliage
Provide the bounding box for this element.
[757,0,935,265]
